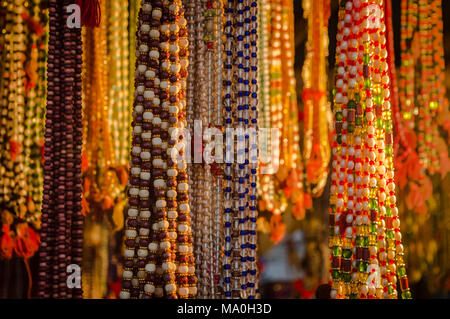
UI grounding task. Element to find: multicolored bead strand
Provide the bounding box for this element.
[330,0,412,300]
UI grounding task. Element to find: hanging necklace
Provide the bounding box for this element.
[398,0,449,176]
[38,0,84,299]
[302,0,331,198]
[108,0,131,167]
[330,0,411,300]
[257,0,306,243]
[223,0,259,299]
[222,0,235,299]
[0,0,46,265]
[121,0,197,299]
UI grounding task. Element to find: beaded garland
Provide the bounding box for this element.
[221,0,259,299]
[108,0,131,167]
[329,0,411,300]
[120,0,197,299]
[257,0,306,243]
[302,0,331,198]
[38,0,84,299]
[398,0,449,176]
[0,0,45,261]
[184,0,224,299]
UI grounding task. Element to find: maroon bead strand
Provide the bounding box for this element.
[39,0,84,299]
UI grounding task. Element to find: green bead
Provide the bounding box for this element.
[370,224,377,234]
[363,54,370,64]
[403,60,410,67]
[385,207,392,217]
[347,124,354,133]
[403,111,412,120]
[385,123,392,133]
[354,93,361,102]
[356,236,363,246]
[334,247,342,256]
[429,101,438,110]
[364,78,371,89]
[348,100,356,109]
[332,88,337,97]
[402,290,412,299]
[398,266,407,277]
[332,269,340,280]
[363,236,369,246]
[355,117,362,126]
[349,293,357,299]
[387,230,395,239]
[358,262,368,273]
[333,246,342,256]
[343,249,352,259]
[342,272,351,283]
[374,95,382,105]
[340,0,347,7]
[369,198,377,210]
[386,145,393,156]
[335,111,343,121]
[336,135,342,144]
[388,285,394,295]
[376,118,383,129]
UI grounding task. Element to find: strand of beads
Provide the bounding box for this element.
[156,1,177,298]
[338,0,353,299]
[38,0,60,297]
[184,0,196,261]
[374,1,411,299]
[121,0,197,299]
[256,0,271,215]
[121,0,154,299]
[330,0,412,300]
[222,0,235,299]
[0,0,29,242]
[234,0,249,299]
[329,0,346,299]
[108,0,130,167]
[266,0,281,214]
[192,0,210,298]
[129,0,140,109]
[211,0,224,299]
[177,2,198,298]
[38,0,84,299]
[370,0,390,298]
[203,0,221,299]
[257,0,305,240]
[246,0,258,298]
[385,0,412,300]
[351,0,372,299]
[302,0,331,197]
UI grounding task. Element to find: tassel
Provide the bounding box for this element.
[14,223,40,259]
[24,258,33,299]
[0,224,15,259]
[76,0,101,28]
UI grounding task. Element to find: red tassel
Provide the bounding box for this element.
[76,0,101,28]
[0,225,15,259]
[14,224,40,259]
